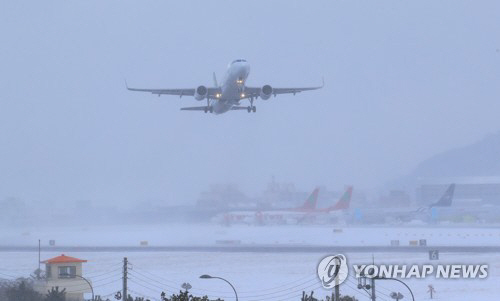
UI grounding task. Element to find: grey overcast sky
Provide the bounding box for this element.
[0,1,499,204]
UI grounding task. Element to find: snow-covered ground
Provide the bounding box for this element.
[1,224,499,300]
[2,224,500,247]
[0,250,498,301]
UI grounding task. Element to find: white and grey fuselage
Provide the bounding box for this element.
[211,59,251,114]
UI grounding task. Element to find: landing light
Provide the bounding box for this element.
[240,93,245,98]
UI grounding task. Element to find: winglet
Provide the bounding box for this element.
[321,76,325,88]
[124,79,130,90]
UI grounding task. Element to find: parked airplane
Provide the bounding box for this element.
[354,184,455,224]
[216,187,353,225]
[217,188,320,225]
[255,186,353,224]
[422,184,500,223]
[416,183,455,213]
[126,59,323,114]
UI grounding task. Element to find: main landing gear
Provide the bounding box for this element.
[204,98,213,113]
[247,97,256,113]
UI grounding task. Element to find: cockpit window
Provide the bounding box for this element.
[231,59,247,64]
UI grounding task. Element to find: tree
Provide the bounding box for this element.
[339,296,358,301]
[31,268,46,280]
[0,279,11,301]
[45,286,66,301]
[160,290,223,301]
[5,280,43,301]
[306,292,357,301]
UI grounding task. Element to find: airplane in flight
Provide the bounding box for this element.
[126,59,323,114]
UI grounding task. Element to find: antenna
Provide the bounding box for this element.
[38,239,41,275]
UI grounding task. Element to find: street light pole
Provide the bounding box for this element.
[61,274,94,301]
[200,274,238,301]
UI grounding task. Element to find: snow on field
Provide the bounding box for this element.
[2,224,500,247]
[1,225,499,300]
[0,250,498,301]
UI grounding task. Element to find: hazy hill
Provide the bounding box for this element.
[410,132,500,178]
[392,132,500,189]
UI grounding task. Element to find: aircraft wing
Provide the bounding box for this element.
[126,82,219,98]
[244,79,324,98]
[127,85,195,97]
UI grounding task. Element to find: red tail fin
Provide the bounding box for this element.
[296,188,319,211]
[327,186,353,211]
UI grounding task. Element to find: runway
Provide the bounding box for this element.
[1,244,498,253]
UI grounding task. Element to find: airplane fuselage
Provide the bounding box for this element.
[212,60,251,114]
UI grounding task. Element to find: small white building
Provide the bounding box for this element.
[35,254,91,301]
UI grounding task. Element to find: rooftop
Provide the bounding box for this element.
[42,254,87,264]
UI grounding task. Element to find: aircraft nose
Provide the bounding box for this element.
[243,62,250,75]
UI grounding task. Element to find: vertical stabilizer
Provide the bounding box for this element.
[213,72,218,87]
[429,184,455,207]
[296,188,319,211]
[327,186,353,211]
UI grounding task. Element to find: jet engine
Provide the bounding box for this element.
[260,85,273,100]
[194,85,208,100]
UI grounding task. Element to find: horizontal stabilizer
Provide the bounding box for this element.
[231,106,249,110]
[180,106,208,111]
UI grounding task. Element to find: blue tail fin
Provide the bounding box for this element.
[430,184,455,207]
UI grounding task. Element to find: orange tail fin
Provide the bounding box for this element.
[297,187,319,210]
[328,186,353,211]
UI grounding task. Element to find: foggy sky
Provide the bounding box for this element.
[0,1,499,205]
